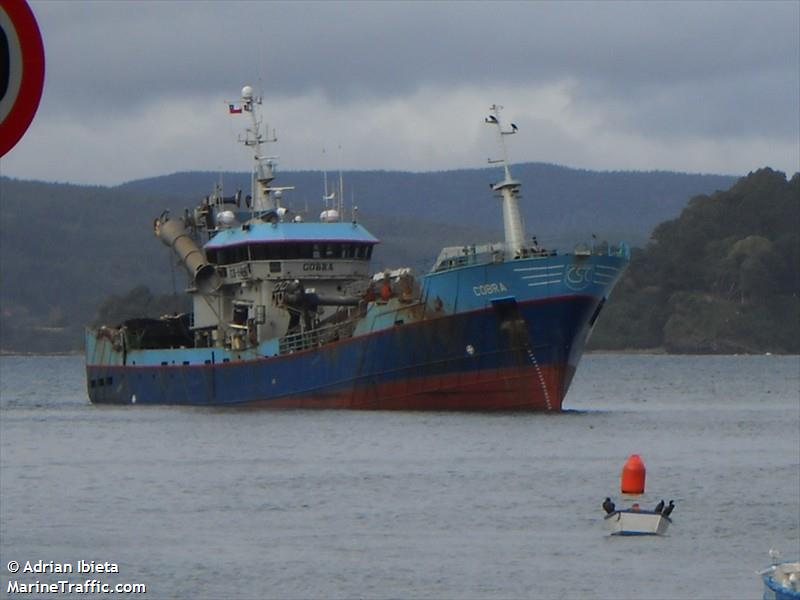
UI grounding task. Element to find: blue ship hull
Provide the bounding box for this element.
[86,252,626,410]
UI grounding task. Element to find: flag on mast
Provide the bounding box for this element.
[228,104,243,114]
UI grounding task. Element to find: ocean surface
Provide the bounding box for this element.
[1,354,798,599]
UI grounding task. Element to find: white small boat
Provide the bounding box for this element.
[604,508,672,536]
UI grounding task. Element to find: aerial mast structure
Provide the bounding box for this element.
[485,104,525,257]
[237,85,280,211]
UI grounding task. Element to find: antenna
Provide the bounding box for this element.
[485,104,519,182]
[338,144,344,222]
[321,147,336,208]
[322,147,329,208]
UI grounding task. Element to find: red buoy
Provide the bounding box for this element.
[621,454,646,494]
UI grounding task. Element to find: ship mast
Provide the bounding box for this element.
[238,85,277,211]
[485,104,525,257]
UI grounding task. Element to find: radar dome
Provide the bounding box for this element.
[320,209,340,223]
[216,210,237,227]
[242,85,254,99]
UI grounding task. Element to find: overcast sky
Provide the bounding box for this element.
[2,0,798,185]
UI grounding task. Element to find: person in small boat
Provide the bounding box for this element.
[654,500,665,514]
[661,500,675,517]
[602,497,616,514]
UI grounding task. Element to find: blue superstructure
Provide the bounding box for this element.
[205,221,379,249]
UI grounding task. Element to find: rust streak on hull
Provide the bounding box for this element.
[239,364,573,411]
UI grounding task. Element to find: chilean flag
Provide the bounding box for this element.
[228,103,243,114]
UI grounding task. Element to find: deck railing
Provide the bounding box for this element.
[278,321,355,354]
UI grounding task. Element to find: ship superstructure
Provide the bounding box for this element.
[85,87,629,410]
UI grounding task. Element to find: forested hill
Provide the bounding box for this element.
[117,163,736,248]
[590,168,800,353]
[0,164,740,353]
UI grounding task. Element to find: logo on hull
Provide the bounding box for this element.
[565,265,593,290]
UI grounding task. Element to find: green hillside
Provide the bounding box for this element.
[117,164,736,249]
[0,165,758,353]
[590,168,800,353]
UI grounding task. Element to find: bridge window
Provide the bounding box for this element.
[209,241,374,264]
[250,245,268,261]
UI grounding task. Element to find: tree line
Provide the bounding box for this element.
[589,168,799,353]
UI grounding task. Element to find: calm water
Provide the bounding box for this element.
[1,354,798,599]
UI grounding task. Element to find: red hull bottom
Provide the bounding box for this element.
[243,364,575,411]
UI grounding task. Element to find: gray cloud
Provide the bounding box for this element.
[3,0,798,184]
[36,1,799,104]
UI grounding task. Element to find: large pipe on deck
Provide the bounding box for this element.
[307,293,362,307]
[283,281,361,308]
[154,213,221,293]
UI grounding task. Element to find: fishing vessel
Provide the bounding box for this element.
[85,87,629,409]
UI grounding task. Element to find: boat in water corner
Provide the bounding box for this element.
[760,551,800,600]
[85,90,629,410]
